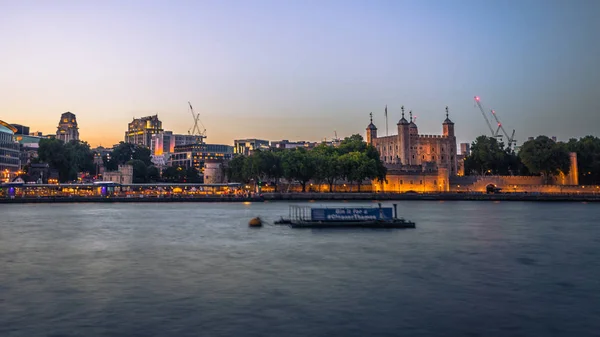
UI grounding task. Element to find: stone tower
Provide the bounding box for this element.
[56,112,79,143]
[408,110,418,136]
[397,106,410,165]
[366,112,377,145]
[442,106,454,137]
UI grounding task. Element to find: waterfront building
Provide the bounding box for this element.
[234,139,270,156]
[170,143,233,171]
[0,120,21,181]
[103,165,133,184]
[203,159,226,184]
[124,115,163,148]
[56,112,80,143]
[366,106,458,176]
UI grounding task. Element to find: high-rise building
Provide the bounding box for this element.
[0,120,21,181]
[56,112,79,143]
[124,115,163,148]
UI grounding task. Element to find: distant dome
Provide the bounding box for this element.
[443,117,454,125]
[409,121,418,128]
[367,122,377,130]
[398,117,409,125]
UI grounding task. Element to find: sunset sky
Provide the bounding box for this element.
[1,0,599,147]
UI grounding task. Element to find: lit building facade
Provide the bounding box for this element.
[150,131,174,156]
[234,139,270,156]
[270,140,319,150]
[124,115,163,148]
[56,112,79,143]
[170,144,233,171]
[366,106,458,176]
[0,120,21,181]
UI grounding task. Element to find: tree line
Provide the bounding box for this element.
[34,140,202,183]
[225,134,387,192]
[103,142,201,183]
[464,135,600,184]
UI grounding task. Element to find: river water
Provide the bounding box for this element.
[1,201,599,337]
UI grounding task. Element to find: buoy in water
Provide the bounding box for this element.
[248,217,263,227]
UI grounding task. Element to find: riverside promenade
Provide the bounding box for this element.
[1,192,600,203]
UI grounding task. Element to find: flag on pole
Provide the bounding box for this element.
[385,105,388,136]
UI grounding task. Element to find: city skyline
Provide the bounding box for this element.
[1,0,599,147]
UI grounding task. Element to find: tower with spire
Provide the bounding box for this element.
[442,106,454,137]
[397,105,410,165]
[366,112,377,145]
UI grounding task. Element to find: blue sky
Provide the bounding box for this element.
[1,0,598,147]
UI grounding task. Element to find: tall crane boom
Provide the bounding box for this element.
[490,109,516,149]
[187,101,207,139]
[474,96,496,137]
[474,96,517,149]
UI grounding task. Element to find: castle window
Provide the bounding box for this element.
[434,180,437,185]
[422,155,425,160]
[442,156,444,160]
[432,156,435,160]
[420,180,423,184]
[410,181,413,184]
[412,155,415,159]
[451,156,454,161]
[400,180,403,184]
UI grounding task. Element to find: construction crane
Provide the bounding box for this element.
[187,101,206,140]
[490,109,517,150]
[474,96,516,149]
[474,96,497,138]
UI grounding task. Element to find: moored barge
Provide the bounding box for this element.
[286,204,415,229]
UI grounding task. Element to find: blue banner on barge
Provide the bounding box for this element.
[310,207,393,221]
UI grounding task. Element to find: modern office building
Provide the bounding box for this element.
[11,124,30,135]
[0,120,21,181]
[124,115,163,148]
[170,143,233,171]
[233,139,270,156]
[56,112,80,143]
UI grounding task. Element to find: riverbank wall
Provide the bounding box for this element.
[1,192,600,203]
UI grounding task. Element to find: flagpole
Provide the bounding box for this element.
[385,105,388,136]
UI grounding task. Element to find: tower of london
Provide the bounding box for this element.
[366,106,458,176]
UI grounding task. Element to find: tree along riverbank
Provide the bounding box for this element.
[1,192,600,203]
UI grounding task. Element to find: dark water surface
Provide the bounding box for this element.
[1,201,599,337]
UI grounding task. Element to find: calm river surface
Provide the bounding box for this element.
[1,201,599,337]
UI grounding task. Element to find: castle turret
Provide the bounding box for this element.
[408,110,418,136]
[442,106,457,175]
[366,112,377,145]
[397,106,410,165]
[442,106,454,137]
